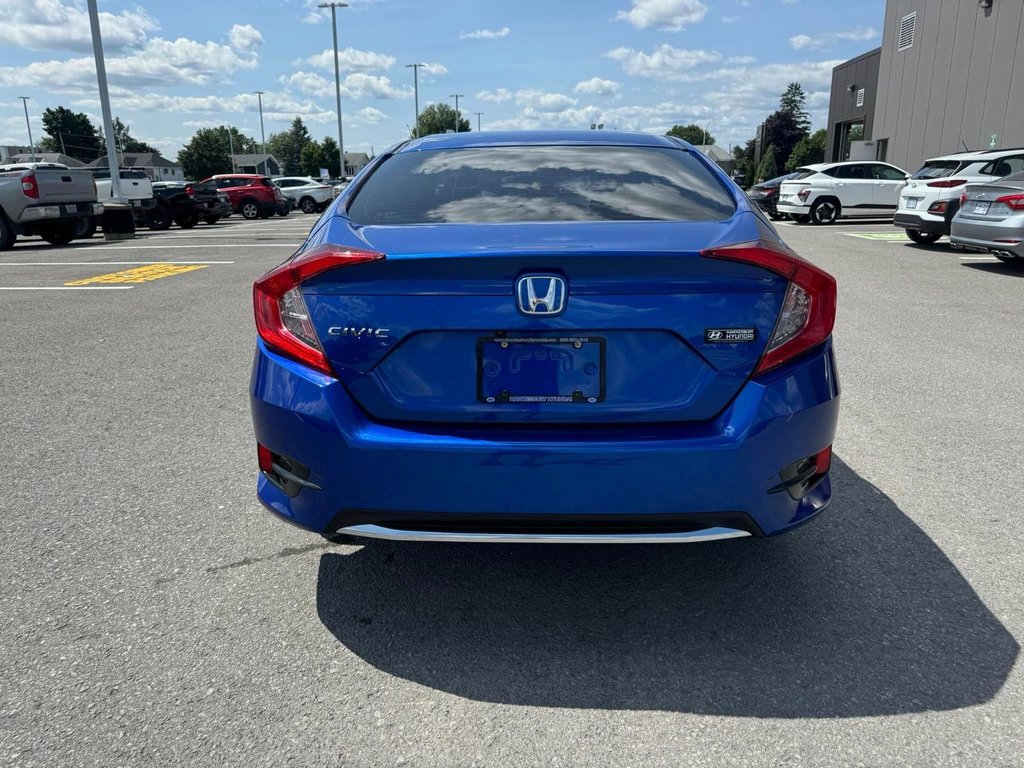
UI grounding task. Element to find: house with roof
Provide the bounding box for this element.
[5,151,87,168]
[89,152,184,181]
[229,154,282,176]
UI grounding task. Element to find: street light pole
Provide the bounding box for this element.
[18,97,35,162]
[473,112,484,132]
[226,126,236,173]
[254,90,266,161]
[87,0,121,201]
[319,2,349,178]
[449,94,465,132]
[405,63,425,137]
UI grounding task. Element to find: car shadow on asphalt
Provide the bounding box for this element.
[314,457,1018,717]
[961,261,1024,277]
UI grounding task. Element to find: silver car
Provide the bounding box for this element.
[271,176,335,214]
[951,170,1024,262]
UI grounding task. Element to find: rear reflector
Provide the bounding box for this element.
[814,445,832,474]
[257,443,274,472]
[701,240,837,375]
[253,244,385,375]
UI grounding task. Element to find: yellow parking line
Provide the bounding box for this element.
[64,263,209,286]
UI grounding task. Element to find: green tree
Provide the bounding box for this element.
[779,82,811,134]
[108,117,156,154]
[762,110,807,172]
[320,136,341,178]
[300,140,328,178]
[39,107,103,162]
[177,127,232,180]
[755,144,778,183]
[666,123,715,146]
[786,128,827,171]
[411,103,470,138]
[266,117,313,174]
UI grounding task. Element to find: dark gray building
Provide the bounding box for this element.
[827,0,1024,170]
[825,48,881,162]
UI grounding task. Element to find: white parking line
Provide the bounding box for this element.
[60,244,295,250]
[0,286,134,291]
[959,256,1000,262]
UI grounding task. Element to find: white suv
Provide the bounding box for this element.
[777,161,910,225]
[895,149,1024,244]
[272,176,335,214]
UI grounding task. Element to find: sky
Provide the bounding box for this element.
[0,0,886,161]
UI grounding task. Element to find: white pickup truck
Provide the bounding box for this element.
[0,162,103,249]
[92,169,157,229]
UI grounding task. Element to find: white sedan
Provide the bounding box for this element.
[272,177,335,214]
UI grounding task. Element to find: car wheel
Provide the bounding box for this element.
[768,211,785,221]
[145,204,172,231]
[792,214,811,224]
[40,223,76,246]
[905,229,942,245]
[0,213,16,250]
[299,196,318,214]
[810,199,840,225]
[203,215,220,225]
[175,212,200,229]
[74,217,97,239]
[241,200,260,220]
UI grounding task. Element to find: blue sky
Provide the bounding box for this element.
[0,0,885,161]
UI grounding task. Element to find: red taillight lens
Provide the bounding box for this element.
[185,184,193,197]
[21,174,39,199]
[257,443,274,473]
[928,201,949,214]
[959,192,968,206]
[814,445,832,475]
[996,193,1024,211]
[797,189,811,202]
[926,179,967,188]
[701,240,837,376]
[253,244,385,375]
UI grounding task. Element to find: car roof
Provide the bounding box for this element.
[400,130,682,152]
[922,151,990,163]
[210,173,262,179]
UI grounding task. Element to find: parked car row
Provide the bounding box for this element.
[0,161,102,249]
[746,147,1024,263]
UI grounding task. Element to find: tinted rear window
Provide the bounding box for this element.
[911,161,963,179]
[347,146,736,224]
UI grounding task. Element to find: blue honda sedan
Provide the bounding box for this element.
[250,131,839,544]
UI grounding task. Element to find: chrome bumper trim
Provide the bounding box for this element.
[337,523,752,544]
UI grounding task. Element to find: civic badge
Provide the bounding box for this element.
[515,274,567,316]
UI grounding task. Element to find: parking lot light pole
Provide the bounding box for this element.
[18,97,35,162]
[86,0,121,201]
[405,63,425,137]
[450,94,464,132]
[254,91,266,160]
[319,2,349,177]
[473,112,484,132]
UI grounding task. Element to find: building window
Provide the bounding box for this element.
[856,88,865,107]
[898,12,916,51]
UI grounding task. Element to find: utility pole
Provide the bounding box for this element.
[18,97,35,162]
[86,0,121,201]
[226,127,236,173]
[703,121,712,148]
[450,94,465,132]
[405,63,425,136]
[254,90,266,160]
[473,112,484,131]
[319,2,349,177]
[59,132,66,156]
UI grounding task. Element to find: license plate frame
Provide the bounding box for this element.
[973,201,991,215]
[904,197,920,210]
[477,335,606,404]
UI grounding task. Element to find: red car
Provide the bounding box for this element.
[204,174,289,219]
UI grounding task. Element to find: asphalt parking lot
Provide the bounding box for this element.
[1,214,1022,767]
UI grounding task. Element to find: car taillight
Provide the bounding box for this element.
[928,201,949,214]
[797,189,811,202]
[926,179,967,188]
[185,184,193,196]
[701,240,837,376]
[21,174,39,199]
[996,193,1024,211]
[253,244,386,375]
[959,192,968,206]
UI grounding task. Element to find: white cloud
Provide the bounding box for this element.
[790,26,878,50]
[515,90,577,113]
[354,106,387,123]
[476,88,514,103]
[574,77,621,96]
[615,0,708,31]
[421,62,448,76]
[71,90,336,124]
[279,70,412,100]
[305,47,395,72]
[606,45,722,79]
[299,0,380,24]
[459,27,511,40]
[228,24,263,51]
[0,0,158,53]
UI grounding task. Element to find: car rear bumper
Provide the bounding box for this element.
[251,337,841,540]
[18,202,102,223]
[776,202,810,215]
[951,218,1024,257]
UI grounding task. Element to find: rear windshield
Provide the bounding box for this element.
[789,168,819,180]
[911,161,963,180]
[347,146,736,224]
